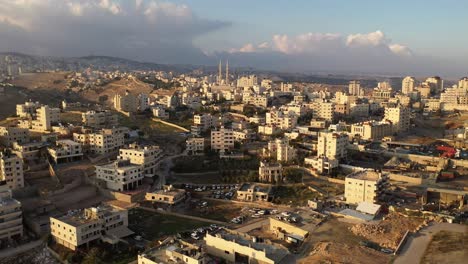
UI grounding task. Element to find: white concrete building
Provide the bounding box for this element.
[0,126,30,147]
[384,105,411,132]
[402,76,416,95]
[317,131,348,160]
[82,110,118,128]
[118,143,163,177]
[266,138,296,163]
[18,105,60,132]
[351,121,393,140]
[47,139,83,164]
[186,137,205,154]
[348,80,361,96]
[50,205,131,250]
[259,161,283,183]
[304,156,339,174]
[114,91,138,113]
[73,127,126,155]
[95,160,143,191]
[0,182,23,239]
[211,126,234,152]
[0,151,24,190]
[345,171,389,204]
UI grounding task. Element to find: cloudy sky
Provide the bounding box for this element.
[0,0,467,76]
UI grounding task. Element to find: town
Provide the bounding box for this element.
[0,54,467,264]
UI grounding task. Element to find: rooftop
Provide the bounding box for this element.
[347,170,383,181]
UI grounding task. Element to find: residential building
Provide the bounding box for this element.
[18,105,60,132]
[47,139,83,164]
[350,103,370,117]
[82,110,118,128]
[424,76,443,93]
[259,161,283,184]
[151,106,169,119]
[236,75,258,87]
[350,121,393,140]
[138,93,150,111]
[194,113,214,131]
[317,131,348,160]
[384,105,411,132]
[211,126,234,152]
[145,185,186,205]
[0,126,30,147]
[16,101,41,118]
[95,159,143,191]
[50,205,132,251]
[204,229,290,264]
[12,141,43,161]
[266,138,296,163]
[402,76,416,94]
[186,137,205,154]
[138,239,206,264]
[304,156,339,174]
[0,151,24,190]
[118,143,163,177]
[236,183,272,202]
[266,109,298,130]
[345,170,389,204]
[0,182,23,239]
[73,127,126,155]
[114,91,138,113]
[348,80,361,96]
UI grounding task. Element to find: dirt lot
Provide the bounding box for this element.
[421,230,468,264]
[173,199,244,222]
[299,242,391,264]
[351,212,426,249]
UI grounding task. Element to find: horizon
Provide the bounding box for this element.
[0,0,467,76]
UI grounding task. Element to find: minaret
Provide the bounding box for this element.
[225,60,229,85]
[218,60,222,84]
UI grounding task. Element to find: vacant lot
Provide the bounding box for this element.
[174,199,243,222]
[272,184,321,206]
[128,208,208,240]
[421,230,468,264]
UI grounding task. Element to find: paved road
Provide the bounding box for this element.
[395,223,467,264]
[153,151,187,190]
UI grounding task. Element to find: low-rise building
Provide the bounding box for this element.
[345,170,389,204]
[82,110,118,128]
[50,205,132,250]
[236,183,272,202]
[138,239,206,264]
[204,229,290,264]
[0,181,23,239]
[145,185,186,205]
[12,141,43,161]
[186,137,205,154]
[259,161,283,184]
[95,160,143,191]
[47,139,83,164]
[304,156,339,174]
[0,151,24,190]
[118,143,163,177]
[350,121,393,140]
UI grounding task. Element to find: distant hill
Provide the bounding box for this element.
[0,52,197,73]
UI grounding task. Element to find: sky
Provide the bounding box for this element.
[0,0,467,76]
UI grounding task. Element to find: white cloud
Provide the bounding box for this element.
[0,0,229,64]
[389,43,413,56]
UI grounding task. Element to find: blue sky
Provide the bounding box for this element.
[179,0,468,57]
[0,0,466,75]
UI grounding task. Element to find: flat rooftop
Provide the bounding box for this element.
[239,183,272,193]
[213,229,289,262]
[347,170,382,181]
[142,240,203,263]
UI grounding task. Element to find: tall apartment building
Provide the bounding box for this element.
[384,105,411,132]
[73,127,126,155]
[348,80,361,96]
[402,76,416,94]
[458,77,468,90]
[266,109,298,130]
[18,105,60,132]
[82,110,118,128]
[424,76,443,93]
[236,75,258,88]
[16,101,41,118]
[95,159,143,191]
[0,182,23,239]
[50,205,131,250]
[0,151,24,190]
[138,93,150,111]
[317,131,348,160]
[0,126,30,147]
[47,139,83,164]
[211,126,234,152]
[259,161,283,183]
[345,170,389,204]
[193,113,214,131]
[266,138,296,163]
[310,100,335,121]
[118,143,163,177]
[114,91,139,113]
